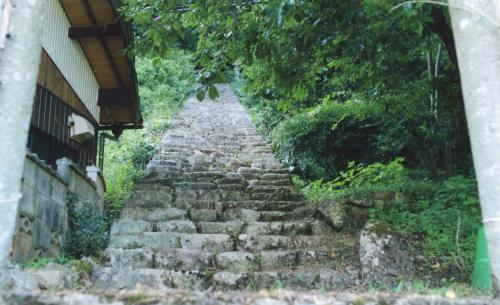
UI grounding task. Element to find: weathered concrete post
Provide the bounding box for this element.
[0,0,46,293]
[449,0,500,295]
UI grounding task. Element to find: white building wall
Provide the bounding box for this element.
[42,0,100,122]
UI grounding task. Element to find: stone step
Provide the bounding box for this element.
[138,176,184,187]
[237,234,355,252]
[215,177,248,186]
[126,190,173,208]
[147,160,183,167]
[92,267,206,290]
[242,221,312,235]
[237,167,289,178]
[121,207,187,222]
[106,248,213,271]
[157,220,196,233]
[146,165,183,174]
[223,200,305,212]
[133,182,176,192]
[153,153,188,160]
[155,153,190,161]
[106,248,155,269]
[174,189,221,209]
[247,179,292,187]
[211,269,359,290]
[219,209,316,223]
[111,219,153,235]
[109,232,181,250]
[246,185,295,194]
[218,184,246,191]
[173,200,217,210]
[106,246,353,273]
[219,190,250,202]
[174,182,217,190]
[259,207,316,221]
[242,222,283,235]
[185,171,223,182]
[109,233,234,252]
[250,191,303,202]
[221,209,261,222]
[240,147,273,154]
[190,209,218,222]
[198,220,244,235]
[93,266,359,291]
[214,250,331,272]
[155,248,214,271]
[240,141,269,148]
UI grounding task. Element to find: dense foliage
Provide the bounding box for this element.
[104,50,194,221]
[118,0,482,286]
[122,0,472,177]
[295,160,481,283]
[66,196,109,258]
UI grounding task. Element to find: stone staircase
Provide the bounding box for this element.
[93,86,359,291]
[5,87,497,305]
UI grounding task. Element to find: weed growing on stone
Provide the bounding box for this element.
[246,279,260,292]
[270,280,284,291]
[21,254,73,269]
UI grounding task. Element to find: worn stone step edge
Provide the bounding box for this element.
[106,248,354,272]
[90,267,359,291]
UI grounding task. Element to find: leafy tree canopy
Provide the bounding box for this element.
[121,0,471,177]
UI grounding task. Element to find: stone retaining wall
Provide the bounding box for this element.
[11,154,104,262]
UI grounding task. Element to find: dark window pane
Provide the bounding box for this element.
[28,128,51,164]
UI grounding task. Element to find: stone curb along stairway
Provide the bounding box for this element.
[93,86,360,291]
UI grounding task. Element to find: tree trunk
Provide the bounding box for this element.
[449,0,500,295]
[0,0,45,292]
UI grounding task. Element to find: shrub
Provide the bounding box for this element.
[295,160,481,284]
[65,199,109,259]
[296,158,408,202]
[373,175,482,282]
[270,100,383,180]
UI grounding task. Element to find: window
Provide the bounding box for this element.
[27,127,78,169]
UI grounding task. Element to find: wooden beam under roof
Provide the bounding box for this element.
[98,88,130,106]
[81,0,125,88]
[68,24,122,39]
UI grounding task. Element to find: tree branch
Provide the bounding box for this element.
[430,7,458,67]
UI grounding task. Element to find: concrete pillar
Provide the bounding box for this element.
[56,157,74,184]
[449,0,500,295]
[0,0,46,293]
[86,165,105,215]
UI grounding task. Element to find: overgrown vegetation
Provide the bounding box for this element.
[118,0,482,287]
[103,50,194,221]
[294,159,481,284]
[21,254,74,269]
[65,195,109,259]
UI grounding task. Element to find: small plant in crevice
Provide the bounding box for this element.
[270,279,284,291]
[246,279,260,292]
[65,194,109,259]
[73,259,95,286]
[21,254,73,269]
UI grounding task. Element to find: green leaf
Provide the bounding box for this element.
[196,89,206,101]
[215,71,228,83]
[208,85,220,100]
